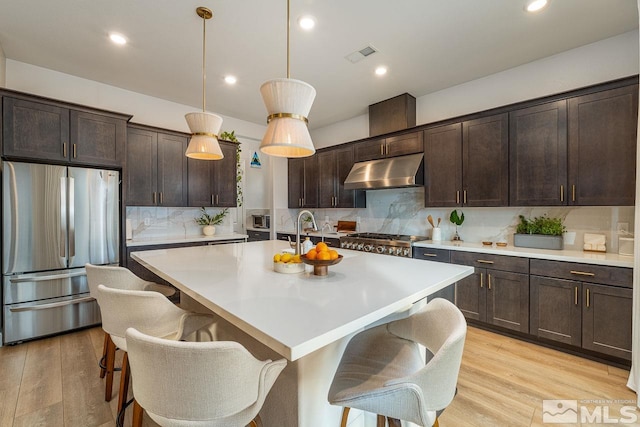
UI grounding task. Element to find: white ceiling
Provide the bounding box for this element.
[0,0,637,129]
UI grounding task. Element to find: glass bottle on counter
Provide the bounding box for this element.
[302,237,313,254]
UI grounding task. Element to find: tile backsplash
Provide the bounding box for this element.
[277,187,634,253]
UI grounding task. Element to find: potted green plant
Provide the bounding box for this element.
[450,210,464,241]
[195,207,228,236]
[514,215,566,250]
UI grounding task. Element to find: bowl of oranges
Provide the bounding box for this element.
[273,251,304,274]
[301,242,343,276]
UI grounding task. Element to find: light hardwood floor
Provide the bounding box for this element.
[0,326,635,427]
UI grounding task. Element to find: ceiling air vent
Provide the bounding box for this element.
[345,45,378,63]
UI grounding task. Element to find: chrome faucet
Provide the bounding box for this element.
[296,210,318,255]
[321,222,333,242]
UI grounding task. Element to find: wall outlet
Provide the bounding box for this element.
[144,218,151,226]
[616,222,629,234]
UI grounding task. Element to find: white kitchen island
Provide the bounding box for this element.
[132,240,473,427]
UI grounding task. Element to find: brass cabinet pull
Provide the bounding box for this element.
[216,194,219,205]
[159,192,163,205]
[153,192,157,204]
[456,190,460,204]
[477,259,494,264]
[572,185,576,202]
[570,270,595,277]
[73,143,77,158]
[63,143,67,157]
[586,288,590,308]
[212,194,215,205]
[463,190,467,204]
[574,286,578,305]
[422,253,438,257]
[560,184,564,202]
[488,273,492,290]
[380,144,384,156]
[480,272,484,288]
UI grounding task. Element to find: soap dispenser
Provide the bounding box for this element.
[302,237,313,254]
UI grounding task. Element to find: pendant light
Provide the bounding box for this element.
[185,7,224,160]
[259,0,316,158]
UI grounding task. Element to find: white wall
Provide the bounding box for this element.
[0,43,6,87]
[310,30,640,148]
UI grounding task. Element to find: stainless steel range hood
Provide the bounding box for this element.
[343,153,424,190]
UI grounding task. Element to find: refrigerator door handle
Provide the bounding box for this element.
[68,176,75,258]
[9,270,86,283]
[8,296,95,312]
[60,176,67,258]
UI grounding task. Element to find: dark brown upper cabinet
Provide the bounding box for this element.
[317,145,365,208]
[2,96,126,167]
[126,125,188,207]
[288,155,318,208]
[509,100,568,206]
[567,84,638,206]
[462,113,509,207]
[354,131,423,162]
[425,114,508,207]
[187,141,238,208]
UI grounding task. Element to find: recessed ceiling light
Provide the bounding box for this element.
[224,75,237,85]
[298,16,316,30]
[375,66,387,76]
[525,0,548,12]
[109,33,127,45]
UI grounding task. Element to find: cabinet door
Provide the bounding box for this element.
[126,127,158,206]
[335,146,358,208]
[454,270,486,322]
[385,131,423,157]
[302,155,318,208]
[568,84,638,206]
[486,269,529,333]
[213,142,238,207]
[70,111,125,167]
[2,97,69,162]
[157,132,188,206]
[187,158,214,207]
[317,150,336,208]
[288,158,304,208]
[424,123,462,207]
[530,276,581,346]
[509,101,567,206]
[582,283,632,360]
[354,138,385,162]
[462,113,508,206]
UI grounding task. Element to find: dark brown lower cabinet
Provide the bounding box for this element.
[530,272,632,361]
[451,252,529,333]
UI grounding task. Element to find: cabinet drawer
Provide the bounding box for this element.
[451,251,528,274]
[413,248,450,263]
[247,230,270,242]
[530,259,632,288]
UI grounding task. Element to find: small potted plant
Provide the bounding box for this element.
[195,207,228,236]
[514,214,565,250]
[450,210,464,241]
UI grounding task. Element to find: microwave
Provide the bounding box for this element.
[252,214,270,229]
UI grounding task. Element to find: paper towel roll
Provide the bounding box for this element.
[126,219,133,240]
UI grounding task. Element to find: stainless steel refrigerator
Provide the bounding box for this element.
[2,161,119,344]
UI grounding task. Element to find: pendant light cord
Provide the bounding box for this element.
[202,11,207,112]
[286,0,290,79]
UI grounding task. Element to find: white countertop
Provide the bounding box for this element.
[126,233,248,247]
[413,240,634,268]
[131,240,473,361]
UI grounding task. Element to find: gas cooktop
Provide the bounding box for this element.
[339,233,429,257]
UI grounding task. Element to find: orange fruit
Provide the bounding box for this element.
[316,242,329,253]
[329,250,339,260]
[317,251,331,261]
[306,250,317,260]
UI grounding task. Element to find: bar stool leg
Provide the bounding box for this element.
[99,332,108,378]
[104,336,116,401]
[132,399,144,427]
[388,417,402,427]
[117,352,130,415]
[340,407,350,427]
[376,414,386,427]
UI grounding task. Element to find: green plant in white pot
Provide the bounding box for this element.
[195,207,228,236]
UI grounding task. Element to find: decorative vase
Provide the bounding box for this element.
[202,225,216,236]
